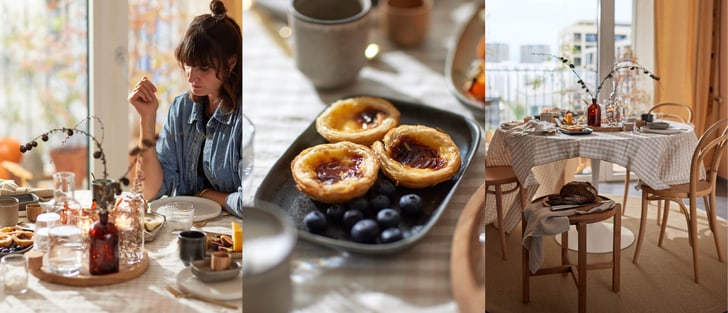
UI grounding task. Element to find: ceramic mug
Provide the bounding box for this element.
[178,230,206,266]
[0,197,19,227]
[380,0,432,48]
[288,0,372,89]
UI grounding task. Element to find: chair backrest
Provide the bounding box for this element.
[690,118,728,191]
[649,102,694,124]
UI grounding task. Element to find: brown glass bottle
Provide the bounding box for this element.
[89,210,119,275]
[587,98,601,127]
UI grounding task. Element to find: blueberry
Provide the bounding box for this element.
[343,209,364,231]
[369,194,391,213]
[347,197,369,212]
[380,227,404,243]
[325,204,345,224]
[399,193,424,217]
[372,178,397,197]
[350,219,380,243]
[303,211,327,233]
[376,208,400,229]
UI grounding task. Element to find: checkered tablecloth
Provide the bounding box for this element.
[486,126,699,233]
[243,1,485,312]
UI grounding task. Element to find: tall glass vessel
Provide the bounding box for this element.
[44,172,83,226]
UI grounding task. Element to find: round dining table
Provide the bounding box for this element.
[485,122,700,252]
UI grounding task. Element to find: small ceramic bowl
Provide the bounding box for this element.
[143,212,166,242]
[190,258,241,283]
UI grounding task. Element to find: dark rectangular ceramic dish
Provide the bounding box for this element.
[254,96,482,255]
[0,193,40,212]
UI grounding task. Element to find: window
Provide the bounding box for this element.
[574,33,582,41]
[0,0,88,188]
[585,33,598,42]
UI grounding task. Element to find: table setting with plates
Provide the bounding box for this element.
[244,0,485,312]
[0,186,242,312]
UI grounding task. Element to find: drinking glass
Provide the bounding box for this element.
[242,114,255,205]
[33,212,61,252]
[47,224,84,276]
[2,254,28,294]
[162,202,195,232]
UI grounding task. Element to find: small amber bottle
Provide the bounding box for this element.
[89,209,119,275]
[587,98,601,127]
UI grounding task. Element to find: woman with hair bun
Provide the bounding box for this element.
[128,0,243,217]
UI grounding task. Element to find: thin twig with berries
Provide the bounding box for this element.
[534,53,660,103]
[19,116,156,187]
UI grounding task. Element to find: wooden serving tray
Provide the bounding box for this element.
[27,250,149,286]
[450,183,485,313]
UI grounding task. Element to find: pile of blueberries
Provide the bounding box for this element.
[0,242,30,254]
[303,177,426,244]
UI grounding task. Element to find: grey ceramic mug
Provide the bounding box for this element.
[288,0,371,90]
[178,230,206,266]
[0,197,19,227]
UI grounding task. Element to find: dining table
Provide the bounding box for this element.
[243,0,485,312]
[485,122,700,252]
[0,190,243,313]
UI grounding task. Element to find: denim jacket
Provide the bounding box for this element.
[155,93,243,217]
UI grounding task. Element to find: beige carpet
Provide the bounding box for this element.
[486,195,728,313]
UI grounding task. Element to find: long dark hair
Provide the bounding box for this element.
[174,0,241,112]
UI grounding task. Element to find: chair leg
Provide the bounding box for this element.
[522,213,530,303]
[577,223,587,313]
[633,192,649,263]
[622,170,630,216]
[495,184,507,260]
[658,200,671,247]
[689,198,700,284]
[656,200,662,226]
[706,193,724,262]
[613,205,621,292]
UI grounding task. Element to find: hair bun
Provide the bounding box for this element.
[210,0,227,19]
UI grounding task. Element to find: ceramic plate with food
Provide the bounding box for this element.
[254,96,481,255]
[445,2,485,121]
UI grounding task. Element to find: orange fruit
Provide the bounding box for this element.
[0,137,23,163]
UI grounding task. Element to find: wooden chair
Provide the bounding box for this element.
[622,102,694,218]
[522,196,621,313]
[486,166,527,260]
[632,118,728,283]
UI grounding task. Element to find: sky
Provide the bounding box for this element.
[485,0,633,62]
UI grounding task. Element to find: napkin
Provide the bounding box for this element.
[0,179,54,201]
[509,120,556,134]
[522,199,615,274]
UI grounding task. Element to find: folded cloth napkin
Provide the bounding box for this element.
[522,199,615,274]
[0,179,54,201]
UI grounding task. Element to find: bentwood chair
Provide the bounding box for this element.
[622,102,694,217]
[486,166,527,260]
[632,118,728,283]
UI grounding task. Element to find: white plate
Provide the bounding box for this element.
[177,266,242,300]
[149,196,221,222]
[445,2,485,120]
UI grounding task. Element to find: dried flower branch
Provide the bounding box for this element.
[535,53,660,103]
[18,115,156,187]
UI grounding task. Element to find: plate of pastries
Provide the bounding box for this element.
[0,226,34,255]
[255,96,481,254]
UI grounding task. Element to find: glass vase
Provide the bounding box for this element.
[112,192,146,265]
[587,98,602,127]
[89,209,119,275]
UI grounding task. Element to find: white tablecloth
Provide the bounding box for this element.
[0,198,243,313]
[243,1,485,312]
[486,124,699,233]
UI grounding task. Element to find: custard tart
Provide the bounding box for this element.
[291,141,380,204]
[316,97,401,145]
[372,125,461,188]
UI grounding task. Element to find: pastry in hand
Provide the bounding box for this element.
[315,97,401,146]
[291,141,380,204]
[372,125,461,188]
